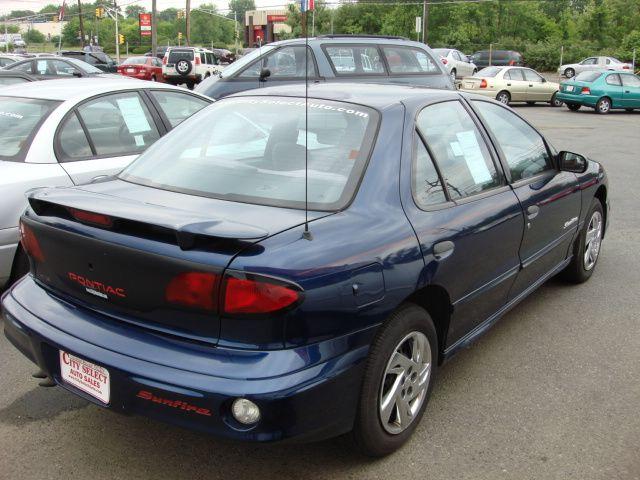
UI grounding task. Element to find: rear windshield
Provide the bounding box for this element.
[120,96,379,210]
[476,66,502,77]
[0,96,60,161]
[168,49,195,63]
[575,71,601,82]
[122,57,147,65]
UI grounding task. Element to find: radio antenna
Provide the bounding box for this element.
[302,0,312,240]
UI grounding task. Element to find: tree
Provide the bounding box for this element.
[125,5,147,19]
[228,0,255,22]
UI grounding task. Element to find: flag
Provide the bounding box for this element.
[300,0,314,12]
[58,0,66,21]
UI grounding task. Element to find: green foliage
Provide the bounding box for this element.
[228,0,256,21]
[24,28,46,43]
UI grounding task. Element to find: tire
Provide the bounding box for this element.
[351,304,438,457]
[496,90,511,105]
[176,59,192,76]
[527,101,536,106]
[550,92,563,107]
[596,97,612,114]
[186,82,195,90]
[564,67,575,78]
[562,199,604,284]
[566,103,581,111]
[450,69,457,82]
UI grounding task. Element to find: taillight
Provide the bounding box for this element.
[162,56,167,65]
[195,56,201,65]
[509,59,515,66]
[223,273,301,315]
[165,272,220,311]
[581,87,591,95]
[480,79,488,88]
[68,208,113,228]
[441,57,448,64]
[19,220,44,262]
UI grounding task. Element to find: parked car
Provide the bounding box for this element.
[145,46,174,60]
[432,48,477,80]
[59,50,118,73]
[557,70,640,113]
[470,50,524,68]
[558,56,633,79]
[0,54,20,67]
[212,48,236,64]
[461,66,562,106]
[0,78,212,289]
[162,46,223,89]
[117,56,165,82]
[5,57,119,80]
[1,83,609,456]
[0,70,37,86]
[197,35,453,99]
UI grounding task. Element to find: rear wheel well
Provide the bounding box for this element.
[406,285,452,364]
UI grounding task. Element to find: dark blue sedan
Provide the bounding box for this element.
[2,83,609,456]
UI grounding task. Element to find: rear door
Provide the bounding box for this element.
[503,68,527,101]
[55,91,164,184]
[471,100,581,299]
[402,99,524,347]
[621,74,640,108]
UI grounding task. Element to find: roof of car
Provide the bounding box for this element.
[231,82,464,110]
[265,36,435,49]
[0,77,186,101]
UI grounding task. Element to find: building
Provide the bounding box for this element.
[244,9,291,46]
[18,21,67,41]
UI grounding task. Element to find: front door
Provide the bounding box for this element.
[402,100,524,347]
[471,100,582,299]
[603,73,625,107]
[621,74,640,108]
[522,68,548,101]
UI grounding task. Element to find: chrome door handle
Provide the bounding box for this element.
[433,241,455,260]
[527,205,540,220]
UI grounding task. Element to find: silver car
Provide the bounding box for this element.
[559,56,633,78]
[0,78,211,289]
[432,48,477,80]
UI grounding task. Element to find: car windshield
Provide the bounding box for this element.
[0,96,60,161]
[122,57,147,65]
[219,45,275,78]
[120,96,379,210]
[65,57,103,73]
[433,49,451,56]
[477,66,502,77]
[575,71,601,82]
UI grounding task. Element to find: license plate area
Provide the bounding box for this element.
[566,85,574,92]
[60,350,110,404]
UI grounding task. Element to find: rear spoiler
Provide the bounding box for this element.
[27,187,269,249]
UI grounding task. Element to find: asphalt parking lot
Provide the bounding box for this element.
[0,105,638,480]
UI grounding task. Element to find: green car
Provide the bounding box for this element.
[557,71,640,114]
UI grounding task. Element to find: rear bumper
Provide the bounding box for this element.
[556,92,598,106]
[2,277,372,442]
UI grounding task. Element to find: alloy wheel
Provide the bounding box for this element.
[584,211,603,271]
[497,92,510,105]
[379,331,432,435]
[598,98,611,114]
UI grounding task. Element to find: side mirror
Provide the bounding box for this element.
[259,68,271,82]
[72,71,83,77]
[558,151,588,173]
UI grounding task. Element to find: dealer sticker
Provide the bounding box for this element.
[60,351,110,404]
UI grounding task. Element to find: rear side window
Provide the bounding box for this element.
[121,96,379,211]
[58,112,92,159]
[325,46,385,75]
[417,101,500,200]
[413,135,446,207]
[382,47,439,74]
[473,101,552,182]
[0,96,60,161]
[75,92,160,157]
[150,91,210,127]
[504,69,523,80]
[169,49,195,63]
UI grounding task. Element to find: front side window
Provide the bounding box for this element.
[77,92,160,157]
[474,101,552,182]
[325,46,385,75]
[382,47,439,74]
[121,97,379,210]
[522,69,543,82]
[621,74,640,87]
[240,46,316,78]
[50,60,80,76]
[0,96,60,161]
[417,101,500,200]
[150,91,210,127]
[413,135,446,207]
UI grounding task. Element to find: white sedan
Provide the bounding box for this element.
[0,78,211,289]
[558,56,633,78]
[432,48,477,80]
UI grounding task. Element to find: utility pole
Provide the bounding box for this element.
[113,0,120,63]
[422,0,429,44]
[77,0,85,47]
[4,23,8,53]
[185,0,191,46]
[151,0,157,57]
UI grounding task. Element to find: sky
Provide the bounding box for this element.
[0,0,282,16]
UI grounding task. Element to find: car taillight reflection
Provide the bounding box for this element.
[19,220,44,262]
[68,208,114,227]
